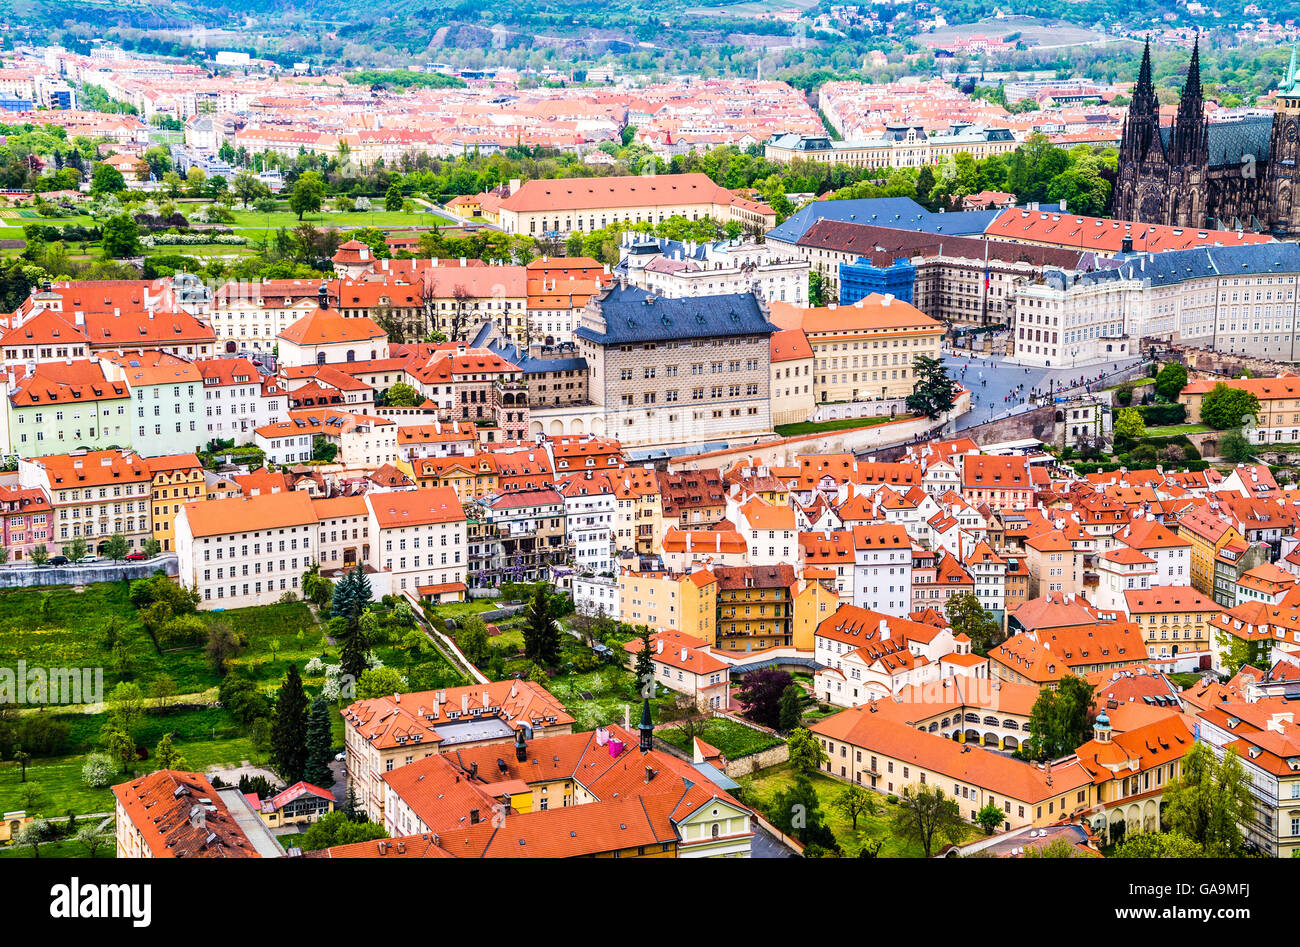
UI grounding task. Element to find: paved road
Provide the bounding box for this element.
[944,351,1145,432]
[751,823,800,858]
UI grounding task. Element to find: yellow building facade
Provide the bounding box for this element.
[618,569,718,640]
[149,459,206,552]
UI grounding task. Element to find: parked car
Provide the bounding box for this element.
[48,555,69,566]
[75,555,98,564]
[125,551,147,561]
[334,752,346,762]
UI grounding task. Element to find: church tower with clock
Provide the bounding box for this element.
[1267,46,1300,234]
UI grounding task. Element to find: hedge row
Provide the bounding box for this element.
[1071,459,1210,474]
[1111,403,1186,425]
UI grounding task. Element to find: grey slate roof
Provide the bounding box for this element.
[1043,241,1300,290]
[767,197,1055,246]
[1159,115,1273,167]
[575,285,776,346]
[484,337,587,374]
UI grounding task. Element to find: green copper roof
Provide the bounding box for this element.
[1279,42,1300,97]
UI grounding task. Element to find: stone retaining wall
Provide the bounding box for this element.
[0,555,177,588]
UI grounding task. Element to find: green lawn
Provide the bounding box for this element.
[145,242,258,258]
[0,582,465,820]
[738,763,976,857]
[774,415,901,438]
[489,625,525,652]
[0,584,332,695]
[1146,424,1210,436]
[0,838,115,858]
[658,717,782,759]
[0,756,115,816]
[1107,377,1155,391]
[226,205,452,232]
[542,666,676,732]
[428,598,502,623]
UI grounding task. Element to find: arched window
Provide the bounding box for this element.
[346,350,356,363]
[711,823,719,838]
[316,352,326,366]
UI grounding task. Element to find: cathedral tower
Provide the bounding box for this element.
[1167,36,1209,226]
[1170,36,1207,166]
[1113,40,1171,223]
[1268,43,1300,233]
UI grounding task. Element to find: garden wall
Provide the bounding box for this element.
[953,404,1056,446]
[710,710,790,777]
[0,555,177,588]
[666,391,970,472]
[722,742,789,779]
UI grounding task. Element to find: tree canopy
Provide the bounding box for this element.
[1023,675,1095,760]
[1199,383,1260,431]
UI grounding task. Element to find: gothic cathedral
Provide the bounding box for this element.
[1111,38,1300,235]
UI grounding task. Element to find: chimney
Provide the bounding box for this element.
[461,693,469,714]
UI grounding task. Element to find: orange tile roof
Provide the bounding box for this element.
[770,295,942,334]
[9,360,128,406]
[1122,585,1218,613]
[278,308,386,345]
[770,327,813,362]
[111,769,264,858]
[34,449,152,488]
[499,172,733,213]
[340,680,574,752]
[366,486,465,529]
[811,711,1093,804]
[182,491,318,538]
[985,207,1274,254]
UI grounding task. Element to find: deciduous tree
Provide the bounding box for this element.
[891,784,965,857]
[1200,383,1260,431]
[1163,742,1251,857]
[1024,675,1095,760]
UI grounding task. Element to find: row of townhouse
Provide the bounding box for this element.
[174,485,469,609]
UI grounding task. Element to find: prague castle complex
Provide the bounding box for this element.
[1113,39,1300,235]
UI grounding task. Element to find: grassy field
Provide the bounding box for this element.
[542,666,677,732]
[0,582,465,822]
[0,583,332,694]
[774,415,901,438]
[227,205,452,233]
[429,598,503,623]
[1145,424,1210,436]
[1108,377,1155,391]
[658,717,782,759]
[737,764,976,857]
[0,838,115,858]
[144,242,258,257]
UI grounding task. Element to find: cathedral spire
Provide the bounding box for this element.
[1124,38,1162,161]
[1136,38,1154,99]
[1173,34,1207,165]
[1179,34,1204,118]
